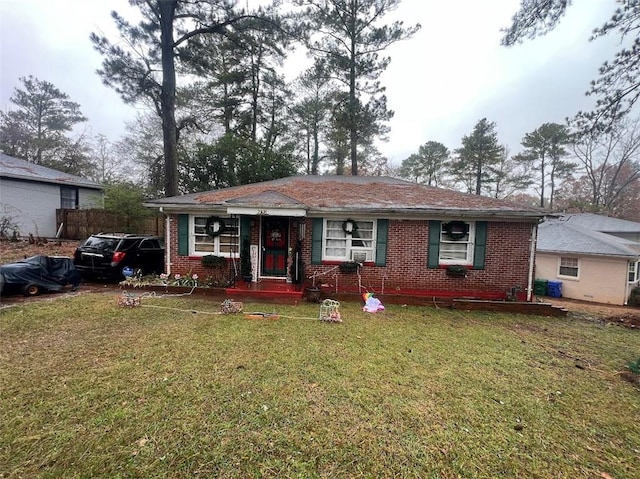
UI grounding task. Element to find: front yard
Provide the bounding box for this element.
[1,293,639,478]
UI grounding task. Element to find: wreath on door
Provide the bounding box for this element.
[205,216,226,238]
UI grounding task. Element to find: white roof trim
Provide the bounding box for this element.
[226,206,307,217]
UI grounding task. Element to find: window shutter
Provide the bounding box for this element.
[427,220,441,268]
[375,219,389,266]
[177,214,189,256]
[241,216,251,243]
[473,221,487,269]
[311,218,323,265]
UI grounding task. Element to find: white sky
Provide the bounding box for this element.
[0,0,621,166]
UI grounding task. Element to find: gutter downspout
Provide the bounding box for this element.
[160,207,171,276]
[527,222,538,302]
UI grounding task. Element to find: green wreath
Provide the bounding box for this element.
[205,216,226,238]
[444,221,469,241]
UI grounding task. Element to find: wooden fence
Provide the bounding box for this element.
[56,209,164,240]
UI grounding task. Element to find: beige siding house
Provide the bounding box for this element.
[536,214,640,305]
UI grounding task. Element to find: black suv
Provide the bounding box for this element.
[73,233,165,280]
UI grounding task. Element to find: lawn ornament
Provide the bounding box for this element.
[319,299,342,322]
[362,293,384,313]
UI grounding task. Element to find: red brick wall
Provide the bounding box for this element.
[167,215,536,300]
[166,214,299,281]
[303,218,536,300]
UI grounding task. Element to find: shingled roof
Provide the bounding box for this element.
[551,213,640,234]
[0,153,102,189]
[147,175,545,219]
[537,214,640,258]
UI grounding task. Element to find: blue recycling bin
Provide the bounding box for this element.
[547,280,562,298]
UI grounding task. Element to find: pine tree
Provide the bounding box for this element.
[0,76,87,169]
[451,119,503,195]
[298,0,420,175]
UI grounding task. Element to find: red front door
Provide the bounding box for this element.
[262,218,289,277]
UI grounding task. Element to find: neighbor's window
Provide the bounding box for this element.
[60,187,79,209]
[559,257,579,277]
[323,219,376,262]
[629,261,639,283]
[439,221,475,265]
[192,216,239,256]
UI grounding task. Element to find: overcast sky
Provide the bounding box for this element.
[0,0,621,166]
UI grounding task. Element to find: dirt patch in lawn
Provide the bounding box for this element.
[547,297,640,329]
[0,239,80,263]
[602,313,640,329]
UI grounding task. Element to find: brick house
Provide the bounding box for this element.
[145,175,546,301]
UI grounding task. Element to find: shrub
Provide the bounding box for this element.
[201,255,227,268]
[628,287,640,307]
[339,261,360,273]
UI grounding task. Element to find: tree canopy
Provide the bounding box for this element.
[520,122,573,208]
[502,0,640,133]
[298,0,420,175]
[0,76,88,173]
[399,141,449,186]
[91,0,282,196]
[451,118,503,195]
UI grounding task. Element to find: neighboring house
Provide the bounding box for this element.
[146,175,546,301]
[536,213,640,305]
[0,153,103,238]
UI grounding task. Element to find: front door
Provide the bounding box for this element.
[262,217,289,277]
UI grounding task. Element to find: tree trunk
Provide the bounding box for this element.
[159,0,179,197]
[312,111,320,175]
[539,156,546,208]
[349,13,358,176]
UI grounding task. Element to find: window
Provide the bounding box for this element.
[60,187,78,209]
[191,216,239,256]
[323,219,376,262]
[439,221,475,265]
[559,257,579,277]
[139,238,163,250]
[629,261,639,283]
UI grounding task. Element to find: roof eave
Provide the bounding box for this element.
[537,248,639,259]
[308,207,545,220]
[1,172,103,190]
[146,202,544,220]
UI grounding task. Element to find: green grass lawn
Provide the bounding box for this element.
[1,293,639,478]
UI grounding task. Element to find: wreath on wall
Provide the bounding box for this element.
[443,221,469,241]
[205,216,226,238]
[342,219,359,235]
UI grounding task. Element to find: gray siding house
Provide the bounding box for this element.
[0,153,103,238]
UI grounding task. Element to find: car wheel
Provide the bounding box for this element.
[22,283,42,296]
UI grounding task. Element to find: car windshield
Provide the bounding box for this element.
[82,237,119,251]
